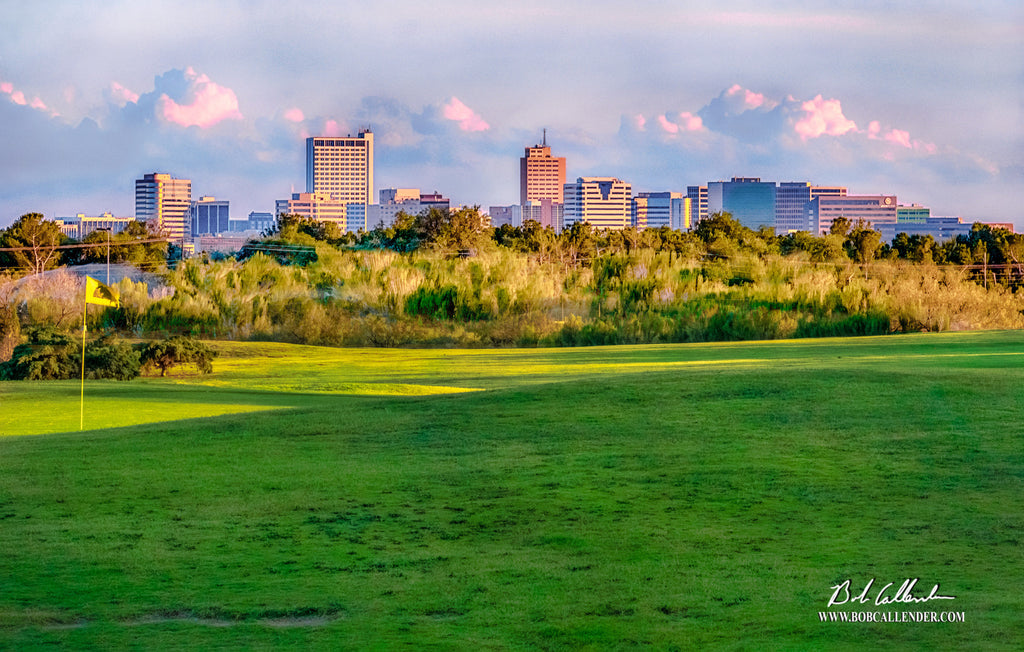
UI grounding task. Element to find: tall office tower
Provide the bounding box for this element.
[633,192,683,230]
[520,131,566,205]
[305,130,374,204]
[707,177,777,230]
[686,186,708,225]
[189,196,230,236]
[563,177,632,231]
[810,195,898,235]
[522,199,563,231]
[775,183,846,233]
[776,182,813,234]
[671,196,693,230]
[135,172,192,241]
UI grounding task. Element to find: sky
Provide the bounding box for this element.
[1,0,1021,229]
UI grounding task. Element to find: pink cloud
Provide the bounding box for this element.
[657,115,679,134]
[678,111,704,132]
[159,68,242,128]
[109,81,139,105]
[793,95,857,140]
[283,107,304,122]
[633,114,647,131]
[1,80,58,116]
[866,120,881,139]
[884,128,912,149]
[442,97,490,132]
[726,83,769,110]
[324,119,341,136]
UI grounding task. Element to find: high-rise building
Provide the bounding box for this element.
[520,131,566,205]
[672,196,693,230]
[633,192,683,230]
[810,195,898,234]
[686,186,708,225]
[563,177,632,231]
[305,130,374,205]
[775,182,848,233]
[135,173,192,241]
[708,177,777,230]
[189,196,230,236]
[522,199,563,231]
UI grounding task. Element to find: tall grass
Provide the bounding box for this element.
[8,247,1024,348]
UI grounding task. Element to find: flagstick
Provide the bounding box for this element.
[80,290,87,431]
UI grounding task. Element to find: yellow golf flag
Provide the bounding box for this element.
[85,276,119,308]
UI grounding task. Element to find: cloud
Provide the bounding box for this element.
[441,97,489,132]
[283,107,304,122]
[725,83,774,111]
[1,78,58,117]
[323,119,342,136]
[793,95,858,140]
[884,128,912,149]
[657,112,704,135]
[158,67,242,128]
[109,82,139,106]
[678,112,704,132]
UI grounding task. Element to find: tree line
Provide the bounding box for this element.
[0,213,167,275]
[3,207,1023,354]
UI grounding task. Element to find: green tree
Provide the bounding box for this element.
[426,206,491,254]
[1,213,64,275]
[558,221,599,267]
[829,216,853,237]
[276,213,342,243]
[845,222,882,264]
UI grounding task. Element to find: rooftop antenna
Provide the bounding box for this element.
[542,128,547,146]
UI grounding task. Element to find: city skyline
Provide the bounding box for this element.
[0,1,1021,228]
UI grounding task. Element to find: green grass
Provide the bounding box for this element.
[0,331,1022,649]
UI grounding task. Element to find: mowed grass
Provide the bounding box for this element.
[0,331,1022,649]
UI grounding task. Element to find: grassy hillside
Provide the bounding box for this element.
[1,332,1021,648]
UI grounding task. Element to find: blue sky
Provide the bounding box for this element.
[1,0,1021,228]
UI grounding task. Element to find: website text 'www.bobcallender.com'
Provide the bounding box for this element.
[819,611,966,623]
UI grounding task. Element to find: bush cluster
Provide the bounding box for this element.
[0,328,214,380]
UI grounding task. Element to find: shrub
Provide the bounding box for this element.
[85,335,141,380]
[141,336,216,376]
[0,327,140,380]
